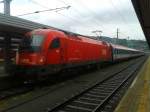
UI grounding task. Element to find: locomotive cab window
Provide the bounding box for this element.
[50,38,60,49]
[19,34,44,52]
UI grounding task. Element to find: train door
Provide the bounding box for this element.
[109,45,114,61]
[46,37,61,64]
[113,48,116,61]
[101,41,108,60]
[59,38,67,64]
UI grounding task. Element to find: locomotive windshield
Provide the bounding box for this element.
[19,35,44,52]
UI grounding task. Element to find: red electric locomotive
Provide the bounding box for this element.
[15,29,112,77]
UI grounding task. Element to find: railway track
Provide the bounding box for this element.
[0,59,135,101]
[49,57,146,112]
[0,56,146,112]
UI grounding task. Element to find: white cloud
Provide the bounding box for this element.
[0,0,145,40]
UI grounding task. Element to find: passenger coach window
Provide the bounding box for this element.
[50,38,60,49]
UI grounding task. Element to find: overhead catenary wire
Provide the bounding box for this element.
[118,0,137,28]
[64,0,116,34]
[108,0,128,25]
[29,0,93,27]
[17,5,71,16]
[29,0,82,24]
[28,0,118,36]
[108,0,135,34]
[55,0,104,31]
[20,0,134,39]
[56,0,86,15]
[29,0,102,34]
[56,0,108,35]
[68,0,107,30]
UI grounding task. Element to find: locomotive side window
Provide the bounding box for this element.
[50,38,60,49]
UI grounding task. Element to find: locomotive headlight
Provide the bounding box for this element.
[39,56,45,64]
[40,58,44,63]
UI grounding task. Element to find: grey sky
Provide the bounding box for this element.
[0,0,145,40]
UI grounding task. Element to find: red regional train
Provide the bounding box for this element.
[15,29,144,78]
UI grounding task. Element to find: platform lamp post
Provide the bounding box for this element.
[0,0,12,15]
[4,0,12,73]
[4,0,12,15]
[0,0,13,73]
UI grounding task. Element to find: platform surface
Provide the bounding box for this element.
[115,56,150,112]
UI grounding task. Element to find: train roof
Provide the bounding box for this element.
[31,28,101,40]
[32,28,107,44]
[30,28,141,52]
[111,43,140,52]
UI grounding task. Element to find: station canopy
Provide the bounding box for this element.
[0,13,57,51]
[132,0,150,48]
[0,13,51,37]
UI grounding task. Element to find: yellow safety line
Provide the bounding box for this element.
[137,57,150,112]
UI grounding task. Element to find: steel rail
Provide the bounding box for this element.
[93,59,143,112]
[49,57,146,112]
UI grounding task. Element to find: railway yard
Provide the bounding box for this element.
[0,56,148,112]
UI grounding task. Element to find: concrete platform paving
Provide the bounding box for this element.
[115,56,150,112]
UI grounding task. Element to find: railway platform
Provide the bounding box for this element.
[115,56,150,112]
